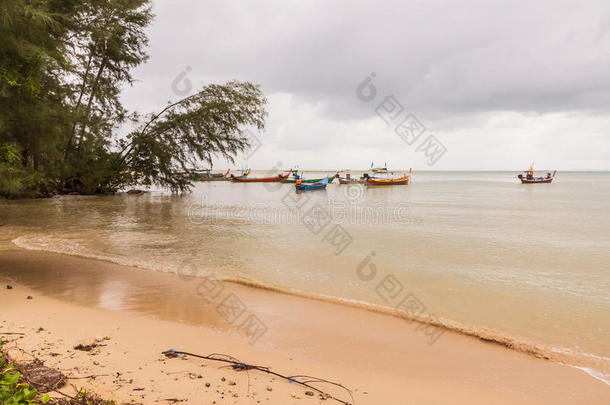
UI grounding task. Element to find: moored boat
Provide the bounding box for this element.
[366,168,412,186]
[192,168,229,181]
[338,177,366,184]
[517,166,557,183]
[282,171,338,183]
[337,170,367,184]
[295,176,329,191]
[193,168,250,181]
[171,170,190,179]
[367,176,410,185]
[232,169,292,182]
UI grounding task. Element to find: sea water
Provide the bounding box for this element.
[1,171,609,381]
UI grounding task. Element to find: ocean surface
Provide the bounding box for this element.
[1,171,609,382]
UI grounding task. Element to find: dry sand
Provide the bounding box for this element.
[0,248,608,404]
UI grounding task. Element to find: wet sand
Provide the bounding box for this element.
[1,248,609,404]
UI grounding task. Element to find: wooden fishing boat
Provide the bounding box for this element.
[338,167,402,184]
[518,169,557,183]
[337,170,367,184]
[231,175,286,182]
[282,173,338,183]
[197,175,232,181]
[295,176,329,191]
[338,177,366,184]
[171,170,190,179]
[192,168,229,181]
[232,169,291,183]
[367,176,410,185]
[193,168,250,181]
[366,168,412,185]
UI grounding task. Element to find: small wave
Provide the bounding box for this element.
[12,235,175,274]
[222,275,610,380]
[12,235,610,384]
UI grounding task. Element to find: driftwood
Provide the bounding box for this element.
[162,349,354,405]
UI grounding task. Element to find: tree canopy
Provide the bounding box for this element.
[0,0,267,197]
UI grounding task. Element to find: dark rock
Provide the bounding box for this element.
[6,285,12,289]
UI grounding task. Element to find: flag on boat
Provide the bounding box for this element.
[371,161,374,168]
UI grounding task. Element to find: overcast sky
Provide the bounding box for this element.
[121,0,610,170]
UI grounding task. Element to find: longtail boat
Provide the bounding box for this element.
[517,168,557,183]
[282,173,338,184]
[367,176,410,185]
[337,170,368,184]
[194,168,250,181]
[338,166,399,184]
[232,169,291,183]
[295,176,329,191]
[171,170,190,179]
[366,168,412,186]
[338,177,366,184]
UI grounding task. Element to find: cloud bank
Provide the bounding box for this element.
[121,0,610,170]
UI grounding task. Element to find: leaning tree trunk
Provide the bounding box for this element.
[65,52,94,158]
[76,54,107,152]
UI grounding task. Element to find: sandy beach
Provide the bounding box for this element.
[1,248,608,404]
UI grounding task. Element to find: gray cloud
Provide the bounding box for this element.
[121,0,610,170]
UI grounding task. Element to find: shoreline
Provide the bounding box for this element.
[8,238,610,380]
[1,248,609,403]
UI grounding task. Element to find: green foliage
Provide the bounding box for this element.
[1,340,114,404]
[0,143,45,198]
[0,359,39,404]
[118,81,267,192]
[0,0,267,197]
[0,143,21,165]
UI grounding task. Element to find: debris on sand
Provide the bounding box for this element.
[21,360,67,391]
[2,346,114,404]
[74,343,105,352]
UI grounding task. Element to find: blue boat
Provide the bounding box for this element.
[295,176,329,191]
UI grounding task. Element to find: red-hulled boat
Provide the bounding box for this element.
[231,169,292,182]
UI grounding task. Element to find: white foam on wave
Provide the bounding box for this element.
[11,235,175,274]
[572,366,610,386]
